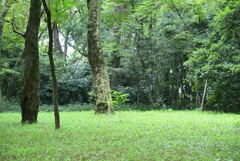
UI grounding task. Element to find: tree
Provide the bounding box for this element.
[42,0,60,129]
[87,0,114,114]
[200,80,207,111]
[1,0,239,113]
[0,0,9,53]
[53,24,65,59]
[0,0,9,112]
[185,0,240,112]
[109,3,127,89]
[20,0,41,123]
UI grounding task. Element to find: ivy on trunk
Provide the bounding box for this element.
[87,0,114,114]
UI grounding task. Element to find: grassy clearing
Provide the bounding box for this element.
[0,111,240,161]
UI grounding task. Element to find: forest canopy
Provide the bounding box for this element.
[1,1,240,160]
[0,0,239,114]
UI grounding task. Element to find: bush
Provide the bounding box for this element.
[111,90,129,106]
[88,90,129,106]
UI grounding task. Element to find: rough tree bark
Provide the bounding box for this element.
[5,18,28,100]
[6,21,41,99]
[53,24,64,59]
[87,0,114,114]
[42,0,60,129]
[20,0,41,123]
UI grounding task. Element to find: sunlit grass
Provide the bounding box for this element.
[0,111,240,160]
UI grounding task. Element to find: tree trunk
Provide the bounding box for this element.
[110,5,126,89]
[148,81,154,104]
[42,0,60,129]
[53,24,64,59]
[137,83,140,104]
[64,29,70,60]
[87,0,114,114]
[196,91,199,106]
[111,55,121,89]
[200,80,208,111]
[20,0,41,123]
[0,0,9,112]
[0,86,3,112]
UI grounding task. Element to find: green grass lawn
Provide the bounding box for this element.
[0,111,240,161]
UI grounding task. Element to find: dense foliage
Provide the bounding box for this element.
[0,0,239,112]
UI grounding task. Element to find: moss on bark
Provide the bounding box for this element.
[20,0,41,123]
[87,0,114,114]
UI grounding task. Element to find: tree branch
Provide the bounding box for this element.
[5,20,25,38]
[67,41,88,57]
[169,0,187,27]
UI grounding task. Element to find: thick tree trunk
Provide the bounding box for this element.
[87,0,114,114]
[53,24,64,59]
[42,0,60,129]
[20,0,41,123]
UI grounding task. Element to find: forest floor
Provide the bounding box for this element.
[0,111,240,161]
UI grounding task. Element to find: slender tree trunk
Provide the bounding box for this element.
[64,29,70,60]
[0,86,3,112]
[53,24,64,59]
[200,80,208,111]
[136,22,154,104]
[20,0,41,123]
[137,81,140,104]
[111,55,121,89]
[196,91,199,106]
[87,0,114,114]
[148,81,154,104]
[110,5,126,89]
[42,0,60,129]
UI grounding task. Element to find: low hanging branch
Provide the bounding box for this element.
[42,0,60,129]
[5,20,26,38]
